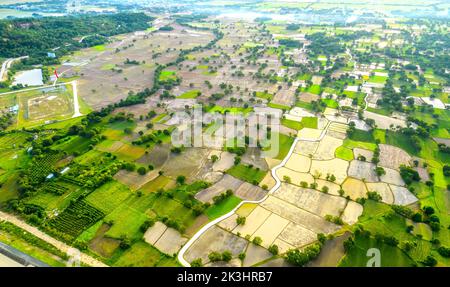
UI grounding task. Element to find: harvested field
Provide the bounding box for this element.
[251,213,290,248]
[310,158,349,184]
[378,144,412,170]
[298,92,319,103]
[379,167,405,186]
[341,201,363,225]
[232,206,271,238]
[315,179,341,196]
[307,232,351,267]
[243,244,273,267]
[277,222,317,247]
[144,221,167,245]
[184,226,248,263]
[114,169,159,191]
[88,223,120,258]
[353,148,374,161]
[276,168,314,185]
[297,128,323,140]
[347,160,379,182]
[136,144,170,168]
[260,196,340,234]
[195,174,244,203]
[273,183,347,217]
[218,214,239,231]
[363,111,407,130]
[162,147,210,179]
[258,257,293,267]
[185,215,209,238]
[390,185,418,206]
[341,178,367,200]
[259,172,276,190]
[154,227,187,256]
[284,153,311,173]
[234,182,266,201]
[212,151,235,172]
[313,136,343,160]
[294,140,319,156]
[366,182,394,204]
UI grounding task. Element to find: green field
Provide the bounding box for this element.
[226,164,267,184]
[335,146,354,161]
[85,181,132,214]
[177,90,201,99]
[205,195,242,220]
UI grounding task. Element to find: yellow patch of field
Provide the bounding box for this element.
[236,203,258,217]
[276,167,314,186]
[310,158,349,184]
[259,172,276,190]
[313,136,343,160]
[251,213,290,248]
[114,144,146,161]
[315,179,341,196]
[366,182,394,204]
[232,206,271,238]
[341,178,368,200]
[102,129,124,141]
[294,140,319,156]
[297,128,323,140]
[284,153,311,173]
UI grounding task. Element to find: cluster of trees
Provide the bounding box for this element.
[0,113,14,131]
[0,13,154,64]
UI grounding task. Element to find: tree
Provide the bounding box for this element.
[137,166,147,175]
[268,244,279,255]
[252,236,263,246]
[176,175,186,185]
[211,155,219,163]
[236,216,246,225]
[375,166,386,177]
[190,258,203,267]
[221,251,232,262]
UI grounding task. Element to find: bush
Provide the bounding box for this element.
[437,246,450,258]
[190,258,203,267]
[137,166,147,175]
[268,244,279,255]
[252,236,262,246]
[236,216,246,225]
[285,243,322,266]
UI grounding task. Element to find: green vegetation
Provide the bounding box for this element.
[226,164,267,185]
[205,195,241,220]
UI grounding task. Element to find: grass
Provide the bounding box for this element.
[85,181,132,214]
[301,117,318,129]
[140,176,173,193]
[92,45,106,51]
[159,70,177,82]
[343,138,377,151]
[104,203,149,241]
[339,234,415,267]
[348,129,376,143]
[177,90,201,99]
[322,98,339,108]
[255,91,273,100]
[112,241,178,267]
[281,118,303,130]
[207,106,253,115]
[268,102,290,110]
[307,84,322,95]
[335,146,354,161]
[205,195,242,220]
[226,164,267,184]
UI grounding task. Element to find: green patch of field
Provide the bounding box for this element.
[226,164,267,185]
[262,132,294,160]
[307,84,322,95]
[255,91,273,100]
[372,129,386,144]
[321,98,339,108]
[281,118,303,130]
[343,139,377,151]
[335,146,354,161]
[295,101,314,111]
[177,90,201,99]
[140,176,173,193]
[268,102,290,110]
[53,136,92,155]
[104,203,149,241]
[24,182,84,211]
[76,220,103,244]
[301,117,318,129]
[112,241,178,267]
[366,107,391,116]
[205,195,242,220]
[114,144,146,162]
[339,234,415,267]
[349,129,375,143]
[85,181,132,214]
[92,45,106,51]
[101,63,116,71]
[159,70,177,82]
[151,113,168,123]
[207,106,253,115]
